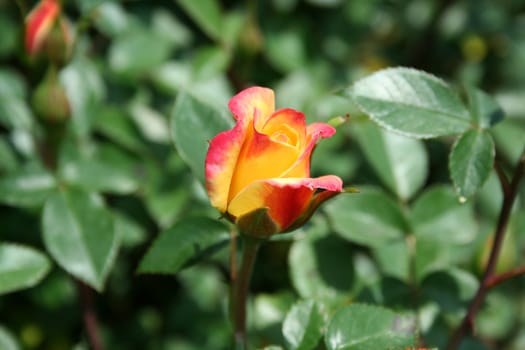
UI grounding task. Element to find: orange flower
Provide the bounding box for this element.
[205,86,343,238]
[25,0,60,55]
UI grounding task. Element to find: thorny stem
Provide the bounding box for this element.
[232,236,261,350]
[446,148,525,350]
[76,281,105,350]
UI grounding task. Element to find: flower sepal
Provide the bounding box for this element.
[236,207,278,239]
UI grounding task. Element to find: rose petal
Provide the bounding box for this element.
[228,86,275,127]
[282,122,336,178]
[228,108,307,201]
[205,117,248,213]
[25,0,60,55]
[228,175,343,232]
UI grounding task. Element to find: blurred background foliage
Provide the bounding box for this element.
[0,0,525,349]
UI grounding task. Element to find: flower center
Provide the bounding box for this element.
[268,125,298,147]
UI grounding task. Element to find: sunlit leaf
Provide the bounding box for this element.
[170,93,232,185]
[348,67,470,138]
[0,243,51,295]
[411,185,477,244]
[352,121,428,200]
[0,163,57,208]
[372,239,411,282]
[449,129,495,199]
[465,85,504,129]
[325,187,410,247]
[289,228,355,303]
[0,325,20,350]
[325,303,415,350]
[42,188,119,291]
[282,300,324,350]
[176,0,223,41]
[60,58,105,137]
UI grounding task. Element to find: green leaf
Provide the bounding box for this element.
[325,303,415,350]
[138,217,230,275]
[91,2,130,37]
[142,157,191,229]
[129,99,170,144]
[58,142,140,195]
[170,93,232,184]
[421,268,478,312]
[266,27,308,73]
[372,239,411,282]
[348,67,471,138]
[191,46,231,81]
[0,163,57,208]
[0,137,19,173]
[108,27,174,80]
[152,9,193,49]
[60,58,105,137]
[113,211,147,248]
[0,243,51,295]
[491,119,525,165]
[178,265,229,311]
[465,85,504,129]
[282,300,324,350]
[477,292,517,340]
[414,238,451,281]
[449,129,495,199]
[0,70,33,130]
[324,187,410,247]
[176,0,223,41]
[352,121,428,200]
[289,227,355,303]
[0,14,18,58]
[411,185,477,244]
[253,292,295,339]
[0,325,20,350]
[357,277,414,309]
[42,189,119,291]
[93,106,146,153]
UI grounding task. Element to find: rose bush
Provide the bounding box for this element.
[205,86,343,237]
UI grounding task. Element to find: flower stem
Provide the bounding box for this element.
[76,281,104,350]
[446,149,525,350]
[232,236,261,350]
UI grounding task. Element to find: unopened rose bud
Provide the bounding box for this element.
[205,86,344,238]
[32,67,70,123]
[25,0,74,65]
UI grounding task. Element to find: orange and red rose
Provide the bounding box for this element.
[205,86,343,237]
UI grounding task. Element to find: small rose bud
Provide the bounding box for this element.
[25,0,74,65]
[32,67,70,123]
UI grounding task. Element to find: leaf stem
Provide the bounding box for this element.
[494,159,510,195]
[232,236,261,350]
[446,148,525,350]
[486,265,525,289]
[76,281,105,350]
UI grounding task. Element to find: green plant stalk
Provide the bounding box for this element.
[77,281,105,350]
[14,0,28,18]
[446,148,525,350]
[232,236,261,350]
[36,104,105,350]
